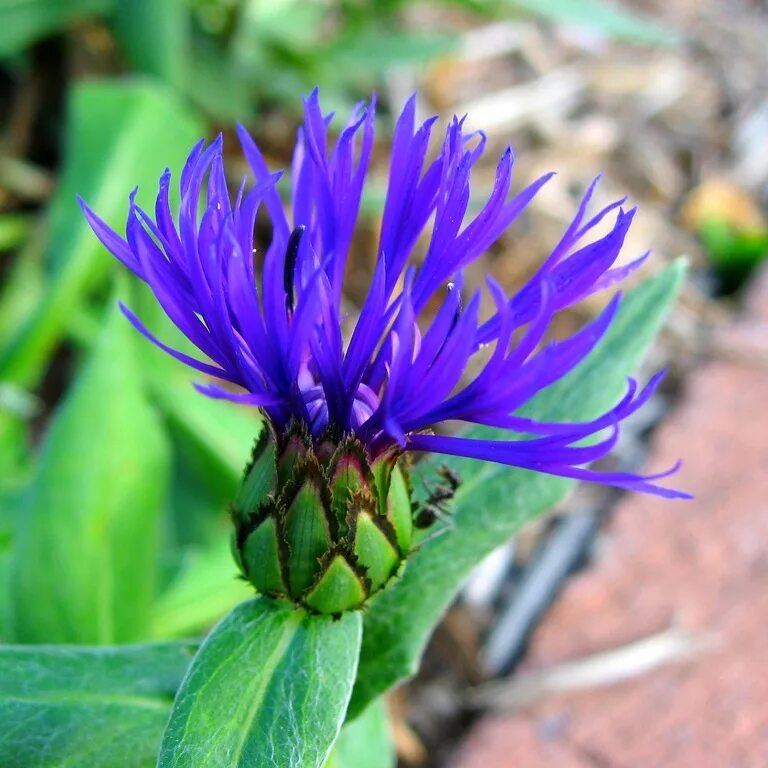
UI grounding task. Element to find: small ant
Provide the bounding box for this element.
[413,465,462,529]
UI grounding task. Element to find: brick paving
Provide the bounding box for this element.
[453,273,768,767]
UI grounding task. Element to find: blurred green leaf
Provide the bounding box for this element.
[0,401,33,485]
[113,0,191,88]
[0,413,31,488]
[0,0,114,58]
[0,641,195,768]
[506,0,680,45]
[0,212,31,251]
[151,535,252,639]
[10,301,171,644]
[0,79,204,388]
[0,383,38,419]
[184,47,255,120]
[324,28,457,74]
[234,0,326,54]
[0,223,46,351]
[349,261,686,717]
[158,598,362,768]
[699,217,768,291]
[328,700,394,768]
[163,444,232,556]
[227,0,457,113]
[0,486,21,641]
[150,372,261,499]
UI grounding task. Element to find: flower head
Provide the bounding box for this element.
[80,90,686,502]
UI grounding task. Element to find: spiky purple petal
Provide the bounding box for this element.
[81,91,686,499]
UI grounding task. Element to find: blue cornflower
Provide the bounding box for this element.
[79,90,686,501]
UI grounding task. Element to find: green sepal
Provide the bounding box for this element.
[304,554,367,614]
[277,422,311,487]
[371,454,393,517]
[242,515,287,596]
[353,512,400,591]
[233,426,277,524]
[329,439,372,536]
[284,463,333,597]
[386,466,413,556]
[231,428,414,615]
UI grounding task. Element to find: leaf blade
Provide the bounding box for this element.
[159,598,362,768]
[0,0,114,58]
[507,0,681,46]
[0,79,203,388]
[150,536,253,640]
[328,700,395,768]
[10,302,170,644]
[0,641,195,768]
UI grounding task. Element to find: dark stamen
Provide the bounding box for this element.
[448,283,463,334]
[431,284,463,367]
[284,225,306,314]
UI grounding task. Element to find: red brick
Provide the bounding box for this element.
[454,271,768,766]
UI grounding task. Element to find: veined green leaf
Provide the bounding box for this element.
[158,598,361,768]
[0,641,195,768]
[349,261,686,716]
[10,302,171,644]
[0,79,203,388]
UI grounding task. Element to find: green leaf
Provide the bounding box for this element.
[507,0,681,46]
[158,598,362,768]
[349,261,686,716]
[0,0,114,58]
[324,29,457,74]
[0,79,204,388]
[327,700,395,768]
[233,0,327,52]
[0,223,45,362]
[0,488,19,641]
[242,517,288,597]
[112,0,190,88]
[10,301,171,644]
[150,536,253,639]
[0,641,195,768]
[0,212,31,251]
[0,404,32,490]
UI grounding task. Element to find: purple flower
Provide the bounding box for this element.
[80,90,687,500]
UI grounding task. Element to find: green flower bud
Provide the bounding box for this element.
[232,423,413,614]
